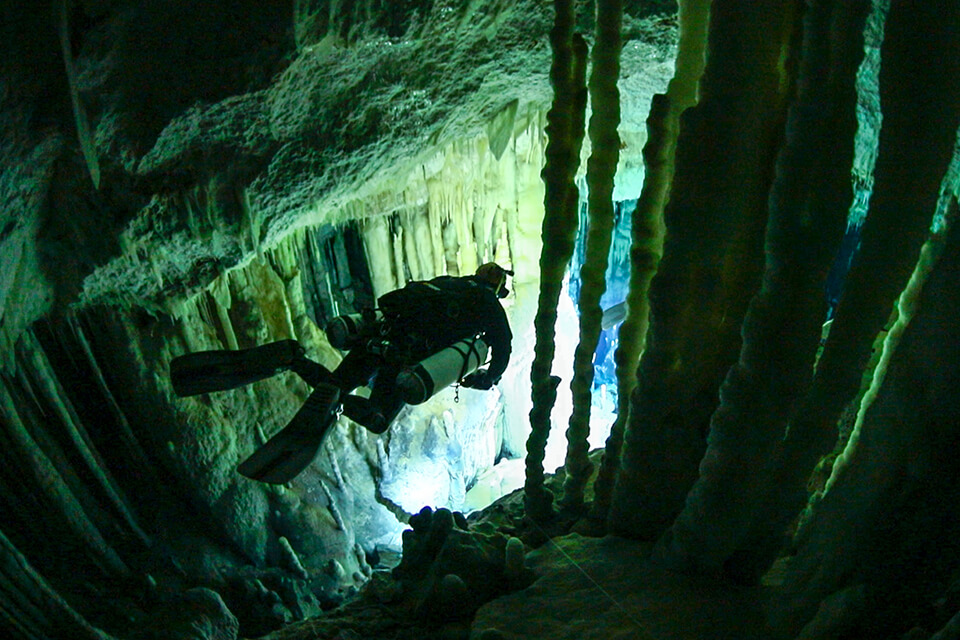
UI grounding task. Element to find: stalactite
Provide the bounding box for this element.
[361,215,397,298]
[590,0,709,526]
[654,0,871,579]
[400,210,426,282]
[54,0,100,190]
[751,0,960,577]
[443,145,482,276]
[418,136,515,275]
[608,0,797,540]
[391,217,408,288]
[424,167,450,277]
[559,0,621,515]
[442,217,461,275]
[11,361,111,537]
[524,0,587,522]
[226,258,298,346]
[267,230,338,359]
[0,560,51,639]
[408,207,438,280]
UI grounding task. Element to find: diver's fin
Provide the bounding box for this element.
[237,383,341,484]
[170,340,306,397]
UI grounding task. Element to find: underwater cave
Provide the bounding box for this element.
[2,0,960,638]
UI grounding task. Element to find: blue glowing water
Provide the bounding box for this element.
[567,199,636,409]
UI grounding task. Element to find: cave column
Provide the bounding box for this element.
[770,201,960,640]
[754,0,960,579]
[653,0,872,579]
[608,0,797,540]
[589,0,710,526]
[524,0,588,522]
[559,0,621,515]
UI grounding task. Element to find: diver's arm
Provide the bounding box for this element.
[482,301,512,382]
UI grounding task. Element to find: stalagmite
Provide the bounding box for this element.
[559,0,621,515]
[754,0,960,576]
[655,0,871,579]
[321,479,346,531]
[608,0,796,540]
[524,0,587,521]
[589,0,709,525]
[278,536,309,579]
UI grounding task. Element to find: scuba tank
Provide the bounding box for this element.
[326,310,383,349]
[395,336,489,404]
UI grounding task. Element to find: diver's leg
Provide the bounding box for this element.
[291,341,390,390]
[340,364,405,434]
[340,395,403,434]
[328,349,382,394]
[171,340,313,396]
[290,358,332,387]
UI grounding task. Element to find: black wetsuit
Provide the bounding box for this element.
[329,274,512,432]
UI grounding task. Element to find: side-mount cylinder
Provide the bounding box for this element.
[396,337,489,404]
[326,310,383,349]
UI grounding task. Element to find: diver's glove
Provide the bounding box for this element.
[461,369,496,390]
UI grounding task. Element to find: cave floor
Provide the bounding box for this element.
[471,533,775,640]
[263,533,777,640]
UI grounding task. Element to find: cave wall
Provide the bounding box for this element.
[0,110,554,638]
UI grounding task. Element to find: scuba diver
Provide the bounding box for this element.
[170,262,514,484]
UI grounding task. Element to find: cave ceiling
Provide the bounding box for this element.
[1,0,676,332]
